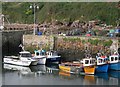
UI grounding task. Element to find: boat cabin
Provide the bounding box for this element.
[97,56,108,65]
[46,51,58,56]
[34,50,46,56]
[109,55,120,64]
[81,58,96,67]
[19,51,32,58]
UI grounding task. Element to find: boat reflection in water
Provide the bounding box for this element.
[95,73,109,80]
[3,63,60,77]
[59,70,80,80]
[109,70,120,79]
[3,63,119,85]
[83,75,96,85]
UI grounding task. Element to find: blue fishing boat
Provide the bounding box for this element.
[109,52,120,70]
[95,53,109,73]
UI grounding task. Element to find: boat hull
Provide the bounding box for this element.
[59,65,71,73]
[3,58,31,66]
[95,64,109,73]
[37,58,46,65]
[30,61,38,65]
[59,64,81,74]
[46,57,60,64]
[84,66,95,75]
[109,62,120,70]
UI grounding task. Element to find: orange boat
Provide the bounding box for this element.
[81,58,96,75]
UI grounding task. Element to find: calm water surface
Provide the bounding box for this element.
[2,62,120,85]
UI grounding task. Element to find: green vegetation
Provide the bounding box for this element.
[88,39,100,45]
[103,40,113,47]
[63,37,81,42]
[2,2,120,26]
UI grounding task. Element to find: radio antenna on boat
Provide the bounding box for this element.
[19,44,25,51]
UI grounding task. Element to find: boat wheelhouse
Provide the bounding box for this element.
[81,58,96,75]
[109,54,120,70]
[95,54,109,73]
[46,51,61,64]
[33,50,46,65]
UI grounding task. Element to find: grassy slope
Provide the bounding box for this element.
[2,2,120,26]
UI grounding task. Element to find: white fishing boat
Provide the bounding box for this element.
[46,51,61,64]
[3,51,38,66]
[32,50,46,65]
[81,58,96,75]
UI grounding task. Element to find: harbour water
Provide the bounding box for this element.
[1,62,120,85]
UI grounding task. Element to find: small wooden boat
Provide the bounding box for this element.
[59,62,83,74]
[81,58,96,75]
[96,53,109,73]
[61,61,82,66]
[32,50,46,65]
[109,51,120,70]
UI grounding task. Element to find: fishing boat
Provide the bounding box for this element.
[109,51,120,70]
[95,53,109,73]
[46,51,61,64]
[59,62,83,74]
[32,50,46,65]
[3,51,38,66]
[81,58,96,75]
[59,64,81,74]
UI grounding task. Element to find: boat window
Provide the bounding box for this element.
[115,57,118,61]
[99,59,102,63]
[85,60,89,64]
[111,57,114,61]
[119,56,120,60]
[36,52,39,56]
[90,60,92,64]
[98,59,100,63]
[103,59,105,62]
[92,60,95,64]
[21,53,32,57]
